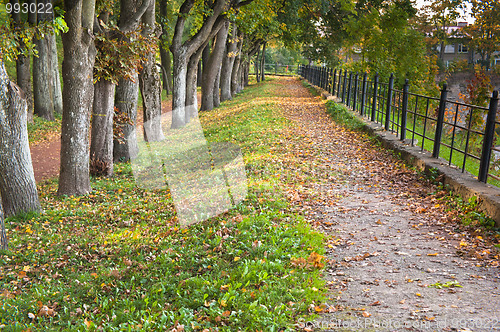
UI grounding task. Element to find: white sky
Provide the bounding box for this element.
[415,0,474,23]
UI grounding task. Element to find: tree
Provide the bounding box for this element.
[10,0,36,123]
[57,0,97,196]
[113,0,153,163]
[220,22,239,102]
[33,0,62,121]
[417,0,467,62]
[170,0,228,128]
[463,0,500,70]
[0,60,41,218]
[138,0,164,142]
[200,18,229,112]
[159,0,173,94]
[0,203,6,251]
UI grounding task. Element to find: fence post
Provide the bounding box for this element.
[385,73,394,130]
[328,68,332,92]
[371,73,379,121]
[353,73,359,112]
[400,79,410,141]
[342,71,347,103]
[347,72,353,106]
[432,84,448,158]
[360,72,367,115]
[478,90,499,182]
[321,67,326,89]
[332,69,337,95]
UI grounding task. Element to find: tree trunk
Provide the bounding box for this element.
[170,0,227,128]
[160,46,172,94]
[113,75,139,162]
[58,0,97,196]
[0,60,41,217]
[33,36,55,120]
[139,0,164,142]
[159,0,172,94]
[185,46,204,121]
[213,66,221,108]
[201,43,210,87]
[171,52,188,128]
[201,19,229,112]
[12,0,34,123]
[49,33,63,115]
[244,60,249,87]
[0,203,6,251]
[255,46,260,83]
[90,79,115,177]
[220,23,237,102]
[260,41,266,81]
[33,0,55,121]
[231,35,243,96]
[197,56,203,87]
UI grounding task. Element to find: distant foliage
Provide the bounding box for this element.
[93,23,157,84]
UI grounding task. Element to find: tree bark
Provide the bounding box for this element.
[220,23,238,102]
[260,41,266,81]
[255,46,260,83]
[49,33,63,115]
[159,0,172,94]
[90,79,115,177]
[244,60,249,87]
[0,60,41,217]
[11,0,34,123]
[113,0,152,159]
[170,0,228,128]
[58,0,97,196]
[231,34,243,96]
[33,0,55,121]
[185,45,205,121]
[213,66,221,108]
[201,19,229,112]
[113,75,139,162]
[0,203,6,251]
[138,0,164,142]
[201,43,211,87]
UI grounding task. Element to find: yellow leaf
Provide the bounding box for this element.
[416,293,422,297]
[234,257,240,262]
[23,266,30,272]
[427,253,438,256]
[220,299,227,307]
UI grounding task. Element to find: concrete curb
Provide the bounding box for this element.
[305,80,500,226]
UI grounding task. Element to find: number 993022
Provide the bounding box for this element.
[5,2,53,15]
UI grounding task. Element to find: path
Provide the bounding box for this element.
[30,93,201,183]
[271,77,500,331]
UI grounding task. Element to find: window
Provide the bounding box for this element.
[444,44,456,53]
[458,44,468,53]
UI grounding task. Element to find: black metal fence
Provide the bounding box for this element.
[249,63,299,76]
[299,64,500,185]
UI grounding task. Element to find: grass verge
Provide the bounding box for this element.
[0,77,326,331]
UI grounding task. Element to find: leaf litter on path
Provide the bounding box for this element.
[272,77,500,331]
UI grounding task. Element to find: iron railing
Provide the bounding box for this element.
[299,64,500,185]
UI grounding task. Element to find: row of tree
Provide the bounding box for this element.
[2,0,494,250]
[0,0,324,250]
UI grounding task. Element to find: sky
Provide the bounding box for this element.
[415,0,475,23]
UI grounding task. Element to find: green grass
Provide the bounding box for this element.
[0,77,326,331]
[27,113,62,144]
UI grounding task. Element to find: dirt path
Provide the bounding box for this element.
[30,94,201,183]
[272,77,500,331]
